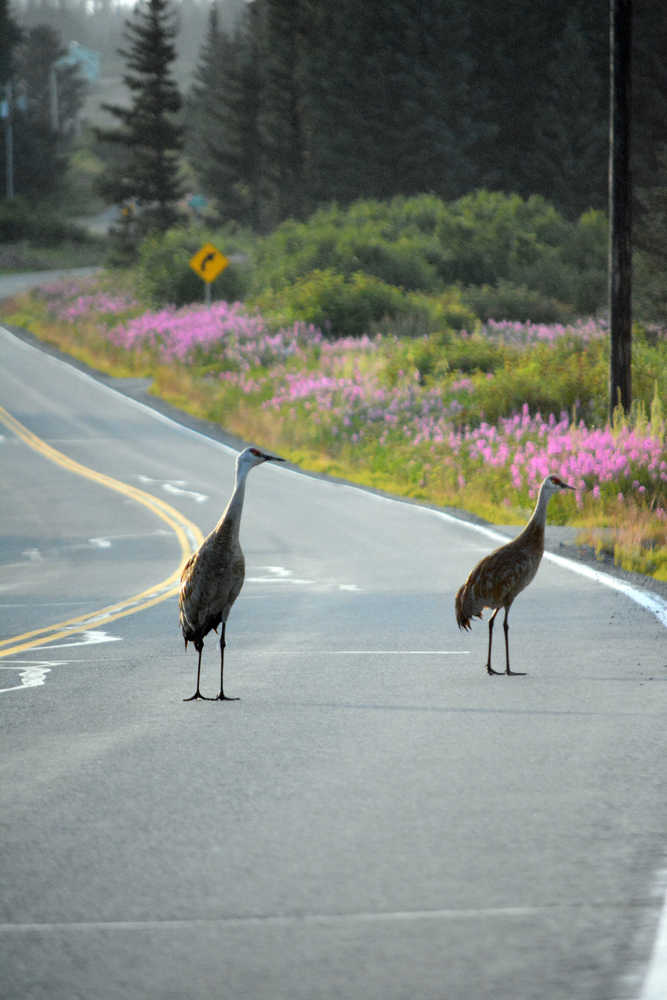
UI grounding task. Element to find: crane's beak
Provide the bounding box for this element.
[264,452,285,463]
[551,475,575,491]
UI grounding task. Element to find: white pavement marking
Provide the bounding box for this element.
[89,536,112,548]
[21,548,43,561]
[427,507,667,629]
[39,629,122,649]
[542,549,667,629]
[0,662,59,693]
[262,565,291,577]
[0,632,121,695]
[255,650,470,656]
[162,482,208,504]
[247,565,315,585]
[640,870,667,1000]
[136,474,208,504]
[0,905,549,933]
[247,566,360,590]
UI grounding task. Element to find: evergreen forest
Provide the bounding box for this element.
[2,0,666,225]
[2,0,667,318]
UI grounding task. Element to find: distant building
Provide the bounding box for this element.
[57,42,101,83]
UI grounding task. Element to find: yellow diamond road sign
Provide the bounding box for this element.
[189,242,229,283]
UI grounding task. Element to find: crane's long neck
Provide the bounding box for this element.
[520,483,552,548]
[215,462,250,544]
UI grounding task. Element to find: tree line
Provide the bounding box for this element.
[2,0,667,247]
[184,0,667,231]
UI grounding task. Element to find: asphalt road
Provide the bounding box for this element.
[1,319,666,1000]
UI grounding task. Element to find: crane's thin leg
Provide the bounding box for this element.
[486,608,503,675]
[184,643,207,700]
[214,623,239,702]
[503,607,525,676]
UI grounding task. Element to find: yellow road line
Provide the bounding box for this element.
[0,403,204,657]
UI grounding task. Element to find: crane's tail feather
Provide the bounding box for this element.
[455,584,483,631]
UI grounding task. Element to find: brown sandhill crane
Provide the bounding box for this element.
[455,474,575,676]
[179,446,284,701]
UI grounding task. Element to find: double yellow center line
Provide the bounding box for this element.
[0,403,204,657]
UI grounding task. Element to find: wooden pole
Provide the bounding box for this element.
[608,0,632,420]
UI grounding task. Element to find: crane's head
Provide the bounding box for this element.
[542,474,575,496]
[237,446,285,473]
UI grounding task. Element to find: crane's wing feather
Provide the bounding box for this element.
[456,537,543,627]
[179,538,245,642]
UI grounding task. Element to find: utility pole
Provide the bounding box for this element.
[608,0,632,420]
[2,81,14,199]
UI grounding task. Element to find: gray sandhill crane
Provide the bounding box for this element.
[179,446,284,701]
[455,474,574,676]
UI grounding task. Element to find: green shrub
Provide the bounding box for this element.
[440,332,508,375]
[382,330,452,386]
[469,338,609,425]
[135,226,253,306]
[567,209,609,314]
[253,205,448,294]
[251,191,607,316]
[404,288,478,333]
[435,190,543,284]
[253,268,412,337]
[460,281,572,323]
[0,197,92,246]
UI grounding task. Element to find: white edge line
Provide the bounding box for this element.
[8,323,662,629]
[428,508,667,629]
[3,321,667,993]
[245,650,470,656]
[639,869,667,1000]
[0,905,542,933]
[4,322,666,630]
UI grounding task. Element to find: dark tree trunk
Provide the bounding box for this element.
[609,0,632,419]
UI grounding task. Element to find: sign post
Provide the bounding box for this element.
[189,242,229,306]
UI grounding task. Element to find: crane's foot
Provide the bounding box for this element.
[183,692,210,701]
[506,669,526,676]
[213,694,240,701]
[487,666,504,675]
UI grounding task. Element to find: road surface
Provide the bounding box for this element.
[1,319,666,1000]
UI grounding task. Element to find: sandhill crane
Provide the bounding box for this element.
[179,446,284,701]
[455,474,574,676]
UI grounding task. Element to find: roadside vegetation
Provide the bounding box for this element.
[2,191,665,580]
[0,195,106,271]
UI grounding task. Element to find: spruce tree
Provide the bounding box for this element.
[0,0,22,199]
[185,3,254,224]
[0,0,21,88]
[96,0,183,235]
[391,0,483,200]
[530,11,607,217]
[256,0,306,229]
[11,25,87,198]
[300,1,366,206]
[634,146,667,319]
[185,3,225,199]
